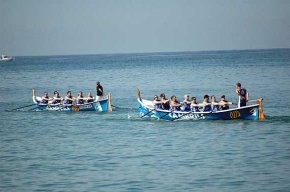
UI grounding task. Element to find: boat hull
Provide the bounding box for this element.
[32,89,112,112]
[0,55,13,62]
[138,99,261,121]
[34,99,109,112]
[0,58,13,62]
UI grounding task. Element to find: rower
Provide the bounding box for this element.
[41,92,51,104]
[51,91,62,104]
[190,97,200,112]
[63,91,74,105]
[182,95,191,111]
[77,91,84,105]
[219,95,236,110]
[152,95,162,109]
[202,95,211,112]
[211,95,220,112]
[169,95,182,111]
[86,92,95,103]
[160,93,170,110]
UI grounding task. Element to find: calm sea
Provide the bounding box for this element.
[1,49,290,191]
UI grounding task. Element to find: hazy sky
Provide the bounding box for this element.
[1,0,290,56]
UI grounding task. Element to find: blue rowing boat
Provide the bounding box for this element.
[32,89,112,112]
[136,89,264,121]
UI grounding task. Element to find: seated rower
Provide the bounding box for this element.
[219,95,236,110]
[153,95,163,109]
[170,95,182,111]
[41,92,52,104]
[51,91,63,104]
[160,93,170,110]
[211,95,220,112]
[181,95,191,111]
[202,95,211,112]
[63,91,75,105]
[76,91,84,105]
[190,97,200,112]
[86,92,95,103]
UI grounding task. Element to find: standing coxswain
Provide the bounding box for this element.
[236,82,249,107]
[96,81,103,101]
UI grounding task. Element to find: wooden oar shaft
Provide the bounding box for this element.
[111,104,121,109]
[257,98,265,121]
[108,93,112,112]
[8,104,35,111]
[140,108,154,118]
[159,111,170,119]
[247,99,258,102]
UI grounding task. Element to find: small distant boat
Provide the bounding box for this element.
[136,88,265,121]
[0,55,14,62]
[32,89,112,112]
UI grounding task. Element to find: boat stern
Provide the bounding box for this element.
[256,98,265,121]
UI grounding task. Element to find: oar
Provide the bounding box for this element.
[111,104,120,109]
[140,108,155,118]
[257,98,265,121]
[7,104,35,111]
[158,111,171,120]
[108,93,112,112]
[247,99,258,102]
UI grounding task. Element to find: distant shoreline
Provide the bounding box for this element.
[13,47,290,58]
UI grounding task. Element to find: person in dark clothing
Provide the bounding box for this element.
[96,81,103,100]
[182,95,191,111]
[41,92,51,104]
[169,95,182,111]
[236,82,248,107]
[152,95,162,109]
[160,93,170,110]
[190,97,200,112]
[219,95,236,110]
[202,94,211,112]
[210,95,220,112]
[77,91,84,105]
[63,91,75,105]
[86,92,95,103]
[51,91,62,104]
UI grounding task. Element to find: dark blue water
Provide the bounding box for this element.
[1,49,290,191]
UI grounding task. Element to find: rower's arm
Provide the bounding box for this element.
[197,103,206,108]
[171,102,182,107]
[219,101,237,106]
[65,97,75,101]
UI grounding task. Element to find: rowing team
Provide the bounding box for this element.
[153,93,237,112]
[40,91,95,105]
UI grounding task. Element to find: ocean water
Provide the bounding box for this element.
[1,49,290,191]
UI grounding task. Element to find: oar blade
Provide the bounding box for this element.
[108,93,112,112]
[257,98,265,121]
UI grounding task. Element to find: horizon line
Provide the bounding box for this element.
[11,47,290,57]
